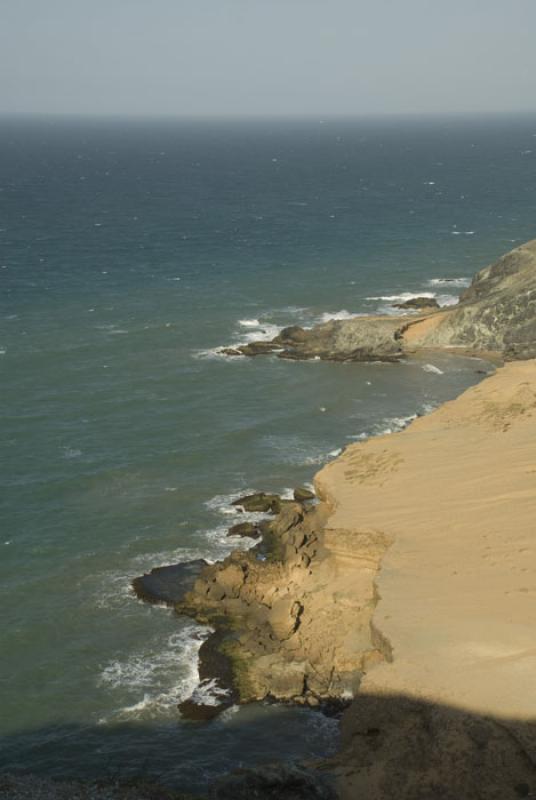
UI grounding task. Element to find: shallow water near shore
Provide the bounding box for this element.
[1,113,536,790]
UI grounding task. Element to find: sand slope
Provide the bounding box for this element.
[317,359,536,720]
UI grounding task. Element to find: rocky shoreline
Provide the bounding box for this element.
[129,240,536,797]
[219,239,536,364]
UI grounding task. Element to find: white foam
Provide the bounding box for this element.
[98,624,212,722]
[238,318,260,327]
[373,413,418,436]
[193,347,246,361]
[329,447,343,458]
[190,677,231,707]
[422,363,444,375]
[62,447,82,459]
[318,310,363,323]
[367,292,436,302]
[435,293,459,306]
[451,230,475,236]
[239,323,283,343]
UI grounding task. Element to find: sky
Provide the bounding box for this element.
[2,0,536,117]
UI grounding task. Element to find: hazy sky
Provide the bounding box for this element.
[2,0,536,117]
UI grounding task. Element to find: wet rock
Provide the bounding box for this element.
[132,560,208,606]
[228,521,259,538]
[393,296,440,310]
[210,764,337,800]
[293,487,315,502]
[219,347,243,356]
[178,698,224,722]
[178,630,237,721]
[232,493,281,513]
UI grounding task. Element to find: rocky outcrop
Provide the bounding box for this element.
[405,239,536,358]
[231,492,282,513]
[172,498,390,713]
[132,560,207,606]
[221,239,536,362]
[392,296,439,311]
[293,487,315,502]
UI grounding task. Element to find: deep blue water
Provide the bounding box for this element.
[1,114,536,791]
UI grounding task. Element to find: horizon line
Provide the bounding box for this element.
[1,108,536,123]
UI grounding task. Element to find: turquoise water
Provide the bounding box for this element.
[1,114,536,790]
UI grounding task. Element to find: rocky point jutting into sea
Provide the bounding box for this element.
[131,239,536,799]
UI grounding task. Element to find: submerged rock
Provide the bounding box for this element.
[132,560,207,606]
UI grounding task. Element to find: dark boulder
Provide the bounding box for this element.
[228,521,260,538]
[274,325,309,344]
[293,487,315,502]
[231,493,281,513]
[132,560,208,606]
[393,296,440,310]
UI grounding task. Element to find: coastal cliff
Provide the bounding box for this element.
[132,239,536,797]
[164,358,536,798]
[224,239,536,363]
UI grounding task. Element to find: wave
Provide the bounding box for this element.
[237,322,283,343]
[427,277,471,288]
[349,412,419,442]
[98,623,213,723]
[367,291,436,302]
[367,289,459,314]
[422,363,444,375]
[318,310,364,323]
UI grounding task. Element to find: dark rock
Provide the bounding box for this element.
[210,764,338,800]
[274,325,309,344]
[132,560,208,606]
[232,493,281,513]
[219,347,243,356]
[179,630,237,722]
[227,522,260,538]
[177,698,224,722]
[393,296,440,310]
[238,342,281,356]
[293,487,315,502]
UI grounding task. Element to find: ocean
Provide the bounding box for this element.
[1,113,536,791]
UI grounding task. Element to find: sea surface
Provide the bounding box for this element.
[1,113,536,791]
